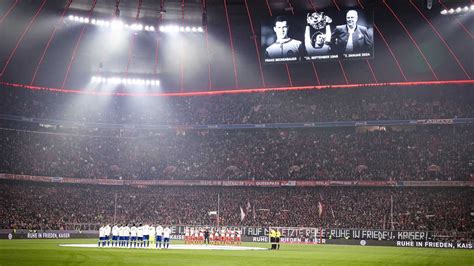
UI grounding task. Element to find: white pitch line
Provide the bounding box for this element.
[59,244,268,251]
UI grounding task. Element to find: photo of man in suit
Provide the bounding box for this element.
[331,10,373,55]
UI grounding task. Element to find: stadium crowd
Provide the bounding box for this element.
[0,84,472,125]
[0,181,470,233]
[0,125,471,181]
[0,84,472,241]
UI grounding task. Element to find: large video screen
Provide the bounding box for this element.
[261,9,374,63]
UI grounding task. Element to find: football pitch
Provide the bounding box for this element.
[0,239,472,265]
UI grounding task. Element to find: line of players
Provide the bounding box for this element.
[185,227,242,245]
[98,224,171,249]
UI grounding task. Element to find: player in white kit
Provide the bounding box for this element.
[112,224,119,247]
[118,225,124,247]
[156,225,164,249]
[104,224,111,247]
[163,226,171,249]
[137,224,144,248]
[143,224,150,247]
[130,224,138,248]
[124,224,131,247]
[98,225,105,247]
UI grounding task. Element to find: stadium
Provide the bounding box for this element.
[0,0,473,265]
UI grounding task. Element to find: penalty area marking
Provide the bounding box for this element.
[59,244,267,251]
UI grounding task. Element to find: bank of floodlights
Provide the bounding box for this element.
[67,15,203,33]
[440,5,474,15]
[91,76,160,86]
[158,25,204,33]
[68,15,155,32]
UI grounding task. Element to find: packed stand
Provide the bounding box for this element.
[0,84,472,125]
[0,181,471,233]
[0,125,472,181]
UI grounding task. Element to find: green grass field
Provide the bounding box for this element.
[0,239,472,265]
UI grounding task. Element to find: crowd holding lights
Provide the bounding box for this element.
[91,76,160,86]
[67,15,203,33]
[440,5,474,15]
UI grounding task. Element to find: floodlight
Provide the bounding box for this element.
[111,20,124,30]
[90,75,160,87]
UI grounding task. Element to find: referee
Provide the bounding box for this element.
[275,229,281,250]
[204,228,210,245]
[269,228,276,250]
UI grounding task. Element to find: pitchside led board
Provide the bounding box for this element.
[261,9,374,64]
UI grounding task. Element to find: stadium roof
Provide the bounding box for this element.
[0,0,472,95]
